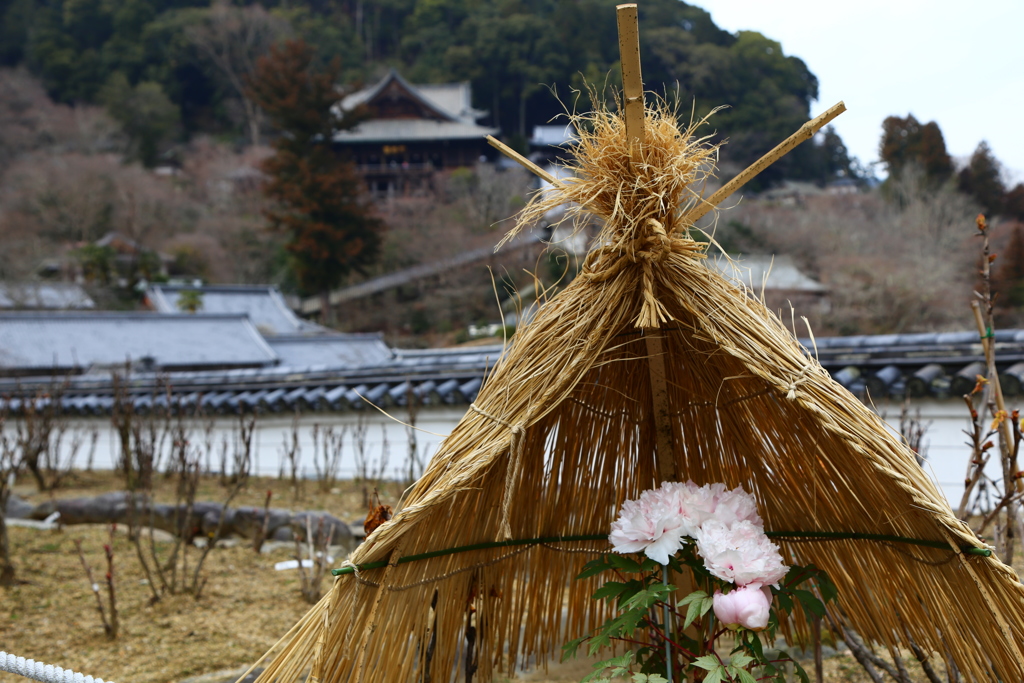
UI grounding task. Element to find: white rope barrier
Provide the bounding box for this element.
[0,651,115,683]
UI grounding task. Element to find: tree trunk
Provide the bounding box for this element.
[518,79,527,139]
[245,99,261,148]
[320,290,333,327]
[25,454,47,492]
[0,496,14,586]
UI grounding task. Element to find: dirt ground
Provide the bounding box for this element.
[2,472,1019,683]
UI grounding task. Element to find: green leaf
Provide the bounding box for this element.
[701,595,715,616]
[639,557,663,572]
[617,581,643,608]
[747,632,765,660]
[793,589,827,618]
[577,557,613,580]
[729,653,754,669]
[619,606,648,634]
[607,554,644,572]
[606,651,634,668]
[817,572,839,604]
[793,660,810,683]
[631,674,668,683]
[684,594,704,629]
[587,632,611,656]
[561,636,587,662]
[692,655,721,671]
[621,585,667,612]
[678,590,707,607]
[735,669,758,683]
[592,581,627,601]
[703,665,726,683]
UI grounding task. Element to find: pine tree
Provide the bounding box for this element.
[248,39,383,323]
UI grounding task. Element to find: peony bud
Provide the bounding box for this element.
[713,584,773,631]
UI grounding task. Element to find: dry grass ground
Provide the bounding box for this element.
[3,472,1021,682]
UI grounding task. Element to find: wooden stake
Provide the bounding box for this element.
[645,330,677,482]
[616,4,644,147]
[684,101,847,223]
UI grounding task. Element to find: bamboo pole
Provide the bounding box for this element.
[615,3,677,485]
[485,136,557,184]
[684,101,846,223]
[616,3,644,148]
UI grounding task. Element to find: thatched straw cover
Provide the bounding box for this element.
[249,105,1024,683]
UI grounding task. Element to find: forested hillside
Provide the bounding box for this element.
[0,0,853,184]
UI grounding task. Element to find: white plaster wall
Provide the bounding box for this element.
[872,398,1005,508]
[7,399,1003,508]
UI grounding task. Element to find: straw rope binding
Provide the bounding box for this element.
[469,403,526,541]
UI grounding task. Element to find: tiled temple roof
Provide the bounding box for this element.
[1,327,1022,416]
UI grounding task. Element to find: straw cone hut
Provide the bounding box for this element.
[246,8,1024,683]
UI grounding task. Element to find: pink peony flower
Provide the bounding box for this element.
[609,481,773,568]
[658,481,722,537]
[694,519,789,587]
[713,584,773,630]
[609,489,686,564]
[712,486,763,528]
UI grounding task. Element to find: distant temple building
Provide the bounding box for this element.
[333,70,497,196]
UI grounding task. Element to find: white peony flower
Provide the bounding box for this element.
[609,488,686,564]
[694,519,789,587]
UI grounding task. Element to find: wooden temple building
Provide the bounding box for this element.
[333,70,497,196]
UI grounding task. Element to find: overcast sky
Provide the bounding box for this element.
[695,0,1024,183]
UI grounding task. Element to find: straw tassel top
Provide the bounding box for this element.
[500,103,718,328]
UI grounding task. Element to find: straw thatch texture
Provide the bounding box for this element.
[249,106,1024,683]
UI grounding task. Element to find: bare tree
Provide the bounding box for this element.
[293,515,334,604]
[131,405,245,602]
[84,427,99,472]
[73,525,119,639]
[280,411,303,502]
[187,2,289,147]
[0,417,22,586]
[222,412,255,487]
[312,424,345,493]
[404,384,424,484]
[15,382,73,492]
[352,412,370,506]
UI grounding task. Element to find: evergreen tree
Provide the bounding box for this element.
[994,223,1024,309]
[248,39,383,322]
[958,141,1006,217]
[99,72,180,166]
[1005,184,1024,222]
[880,114,952,185]
[917,121,953,183]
